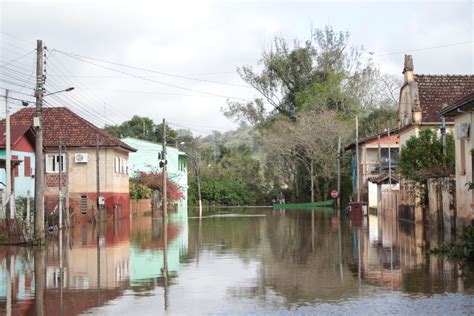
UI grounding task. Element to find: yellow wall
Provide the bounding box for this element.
[45,147,130,194]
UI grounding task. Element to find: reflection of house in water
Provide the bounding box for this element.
[130,214,188,285]
[356,211,465,293]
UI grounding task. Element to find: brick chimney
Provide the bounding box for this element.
[402,55,414,83]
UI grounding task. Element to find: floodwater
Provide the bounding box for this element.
[1,207,474,315]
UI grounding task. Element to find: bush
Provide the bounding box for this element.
[430,226,474,263]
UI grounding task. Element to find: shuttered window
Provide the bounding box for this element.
[12,155,19,177]
[24,156,31,176]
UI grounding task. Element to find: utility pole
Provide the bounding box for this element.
[441,117,447,168]
[355,116,360,202]
[337,136,341,210]
[162,119,168,218]
[4,89,12,219]
[388,128,392,190]
[34,40,45,239]
[96,134,100,223]
[58,140,62,230]
[194,153,203,218]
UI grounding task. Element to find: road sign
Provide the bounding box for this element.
[331,190,339,199]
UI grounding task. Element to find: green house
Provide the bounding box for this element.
[121,138,188,217]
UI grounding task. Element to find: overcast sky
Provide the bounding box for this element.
[0,0,472,135]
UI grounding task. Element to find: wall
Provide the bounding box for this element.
[44,147,131,222]
[0,149,35,198]
[427,178,456,232]
[122,138,188,203]
[453,112,473,224]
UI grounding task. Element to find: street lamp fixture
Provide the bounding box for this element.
[43,87,75,97]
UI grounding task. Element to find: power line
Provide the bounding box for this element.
[54,50,251,101]
[46,53,130,124]
[53,49,250,88]
[372,40,473,57]
[0,50,35,67]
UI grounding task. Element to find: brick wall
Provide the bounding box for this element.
[46,173,67,188]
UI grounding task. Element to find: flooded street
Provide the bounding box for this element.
[1,208,474,315]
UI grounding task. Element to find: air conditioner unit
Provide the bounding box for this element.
[75,153,89,163]
[456,123,470,140]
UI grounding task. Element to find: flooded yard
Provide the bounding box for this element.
[1,208,474,315]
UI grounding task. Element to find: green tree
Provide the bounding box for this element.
[105,115,177,143]
[398,129,455,183]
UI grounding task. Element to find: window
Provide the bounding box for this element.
[24,156,31,176]
[80,195,88,214]
[114,157,120,173]
[46,154,65,173]
[12,155,19,177]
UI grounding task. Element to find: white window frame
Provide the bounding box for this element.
[46,154,66,173]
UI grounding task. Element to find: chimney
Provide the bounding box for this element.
[402,55,414,83]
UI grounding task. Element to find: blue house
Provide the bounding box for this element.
[0,125,36,199]
[121,137,188,217]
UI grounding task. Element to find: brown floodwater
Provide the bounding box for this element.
[1,207,473,315]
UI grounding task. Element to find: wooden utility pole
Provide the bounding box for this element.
[388,128,392,189]
[96,134,100,223]
[337,136,341,210]
[162,119,168,218]
[4,89,12,218]
[58,140,62,229]
[194,155,203,218]
[34,40,45,239]
[355,116,360,202]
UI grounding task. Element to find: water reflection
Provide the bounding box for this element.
[1,205,474,314]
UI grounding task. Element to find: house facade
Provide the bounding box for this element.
[440,92,474,225]
[122,137,188,217]
[398,55,474,148]
[345,130,399,205]
[9,107,136,223]
[0,125,36,198]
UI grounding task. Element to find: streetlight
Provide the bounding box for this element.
[34,85,74,238]
[44,87,75,97]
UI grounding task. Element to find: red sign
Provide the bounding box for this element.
[331,190,339,199]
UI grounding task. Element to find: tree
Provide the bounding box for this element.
[261,112,350,202]
[224,26,398,126]
[105,115,177,143]
[398,129,455,183]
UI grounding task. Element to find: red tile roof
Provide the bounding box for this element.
[0,124,35,148]
[440,91,474,117]
[1,107,135,151]
[415,75,474,122]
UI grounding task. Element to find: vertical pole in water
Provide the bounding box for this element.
[355,116,360,202]
[34,248,45,316]
[163,217,169,310]
[162,119,168,219]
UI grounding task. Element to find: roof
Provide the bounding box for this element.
[368,173,399,185]
[439,91,474,117]
[1,107,136,152]
[345,128,399,151]
[415,75,474,122]
[0,124,35,148]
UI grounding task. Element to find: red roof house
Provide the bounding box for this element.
[3,107,136,223]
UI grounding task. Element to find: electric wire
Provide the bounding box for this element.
[55,50,250,101]
[53,49,249,88]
